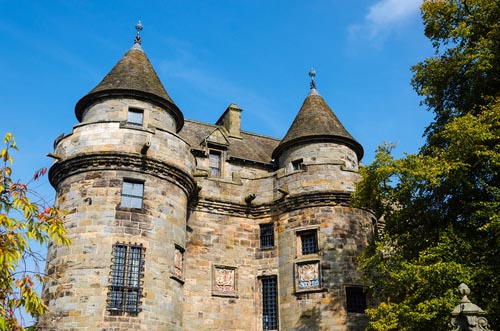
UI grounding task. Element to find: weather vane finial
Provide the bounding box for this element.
[134,20,143,45]
[309,67,316,89]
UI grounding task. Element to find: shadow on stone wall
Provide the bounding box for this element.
[295,307,321,331]
[290,208,372,331]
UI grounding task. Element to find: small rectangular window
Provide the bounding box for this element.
[297,230,318,255]
[292,159,303,171]
[346,286,367,313]
[128,108,143,125]
[121,180,144,209]
[262,276,278,330]
[260,224,274,248]
[209,150,222,177]
[108,243,145,316]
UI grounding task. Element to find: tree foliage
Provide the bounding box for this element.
[353,1,500,330]
[0,133,69,331]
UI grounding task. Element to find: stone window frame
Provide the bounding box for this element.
[127,106,144,126]
[107,242,145,316]
[294,259,323,293]
[212,264,238,298]
[295,227,320,258]
[259,223,275,249]
[208,149,223,177]
[170,243,185,284]
[291,158,304,172]
[120,179,144,210]
[345,285,368,314]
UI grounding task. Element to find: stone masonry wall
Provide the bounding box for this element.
[40,169,189,331]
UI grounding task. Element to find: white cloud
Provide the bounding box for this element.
[367,0,421,27]
[349,0,422,44]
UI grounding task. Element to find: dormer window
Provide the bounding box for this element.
[128,108,144,126]
[209,150,222,177]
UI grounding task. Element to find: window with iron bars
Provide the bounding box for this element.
[262,276,278,330]
[346,286,367,313]
[297,230,318,255]
[260,223,274,248]
[108,243,145,316]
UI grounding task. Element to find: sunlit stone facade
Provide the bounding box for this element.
[38,36,375,331]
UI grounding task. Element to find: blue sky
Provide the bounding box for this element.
[1,0,433,196]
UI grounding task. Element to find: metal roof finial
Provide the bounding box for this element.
[134,20,143,45]
[309,68,316,89]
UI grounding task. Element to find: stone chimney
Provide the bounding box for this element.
[216,103,242,138]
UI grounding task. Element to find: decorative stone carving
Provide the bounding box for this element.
[450,283,491,331]
[213,266,237,297]
[296,261,320,291]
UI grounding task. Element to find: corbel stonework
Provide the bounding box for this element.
[49,152,196,197]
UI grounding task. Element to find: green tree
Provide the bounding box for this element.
[0,133,70,331]
[353,1,500,330]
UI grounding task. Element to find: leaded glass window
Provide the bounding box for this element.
[209,150,222,177]
[108,243,145,316]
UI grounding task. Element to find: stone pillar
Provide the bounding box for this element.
[450,283,492,331]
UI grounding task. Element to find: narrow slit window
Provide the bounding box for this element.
[209,150,222,177]
[128,108,144,125]
[260,224,274,248]
[121,180,144,209]
[108,243,145,316]
[262,276,278,330]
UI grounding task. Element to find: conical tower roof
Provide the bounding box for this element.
[75,26,183,131]
[272,72,363,160]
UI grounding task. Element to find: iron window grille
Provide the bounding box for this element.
[121,180,144,209]
[262,276,278,330]
[108,243,145,316]
[260,224,274,248]
[209,150,222,177]
[346,286,367,313]
[299,230,318,255]
[128,107,144,125]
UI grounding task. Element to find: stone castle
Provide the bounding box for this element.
[39,27,376,331]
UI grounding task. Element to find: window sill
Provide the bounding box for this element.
[115,205,146,214]
[294,287,327,295]
[260,246,275,251]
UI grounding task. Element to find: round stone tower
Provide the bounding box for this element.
[271,71,374,331]
[39,26,196,330]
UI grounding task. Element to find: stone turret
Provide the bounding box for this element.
[273,70,372,330]
[39,23,195,331]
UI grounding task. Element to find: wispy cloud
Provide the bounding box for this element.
[349,0,422,44]
[157,38,287,136]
